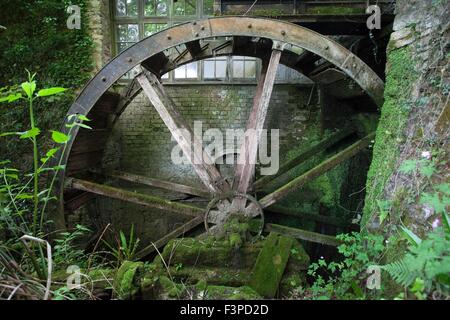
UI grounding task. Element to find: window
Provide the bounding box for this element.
[144,0,168,16]
[232,56,257,79]
[174,62,198,79]
[112,1,308,84]
[204,57,227,79]
[117,24,139,52]
[144,23,168,37]
[116,0,138,17]
[173,0,197,16]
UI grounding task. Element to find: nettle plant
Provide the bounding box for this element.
[0,71,91,237]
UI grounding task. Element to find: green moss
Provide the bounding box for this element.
[155,237,262,269]
[306,6,365,15]
[114,261,144,299]
[229,232,243,249]
[362,47,419,227]
[249,233,294,298]
[203,285,261,300]
[158,276,185,298]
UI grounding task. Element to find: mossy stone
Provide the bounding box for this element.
[249,232,294,298]
[114,261,144,299]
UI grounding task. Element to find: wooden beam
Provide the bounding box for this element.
[232,48,282,210]
[135,216,203,259]
[266,205,348,228]
[65,178,204,218]
[136,71,230,195]
[247,132,375,213]
[254,128,355,190]
[266,223,341,247]
[185,40,203,59]
[109,170,211,198]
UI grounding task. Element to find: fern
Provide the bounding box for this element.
[382,259,419,287]
[381,226,450,293]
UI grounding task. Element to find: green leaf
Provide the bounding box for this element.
[41,147,59,163]
[75,123,92,130]
[400,226,422,246]
[419,165,435,178]
[399,159,417,173]
[19,127,40,139]
[0,93,22,103]
[21,81,36,98]
[51,131,69,144]
[37,87,66,97]
[0,131,20,137]
[77,115,91,122]
[442,212,450,233]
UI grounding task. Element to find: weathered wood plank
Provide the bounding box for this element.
[135,216,203,259]
[65,178,204,218]
[266,223,341,247]
[247,132,375,213]
[254,128,355,190]
[232,49,282,210]
[136,71,230,195]
[109,170,211,198]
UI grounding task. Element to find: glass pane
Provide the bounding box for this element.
[216,60,227,78]
[156,0,168,16]
[127,0,138,16]
[145,0,168,16]
[174,0,196,16]
[118,42,133,53]
[144,23,168,37]
[117,24,128,42]
[175,66,186,78]
[117,0,137,16]
[233,60,244,78]
[116,0,127,16]
[186,62,198,78]
[204,60,215,79]
[144,0,155,16]
[161,72,169,79]
[127,24,139,42]
[203,0,214,15]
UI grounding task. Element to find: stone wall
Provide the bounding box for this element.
[87,0,112,72]
[362,0,449,235]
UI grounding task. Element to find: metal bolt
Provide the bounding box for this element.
[281,30,286,36]
[325,45,329,50]
[201,26,205,30]
[128,57,133,63]
[276,44,281,49]
[167,35,171,40]
[101,76,107,82]
[195,33,199,37]
[248,24,252,28]
[193,21,197,25]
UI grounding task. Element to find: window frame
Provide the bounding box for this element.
[110,0,303,84]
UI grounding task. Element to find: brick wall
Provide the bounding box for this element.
[96,84,321,245]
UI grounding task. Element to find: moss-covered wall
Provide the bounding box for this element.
[362,0,449,236]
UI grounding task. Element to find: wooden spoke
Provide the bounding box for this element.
[253,127,355,190]
[65,178,204,218]
[246,133,375,214]
[265,224,341,247]
[135,216,203,259]
[136,71,230,195]
[109,170,210,198]
[231,48,282,211]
